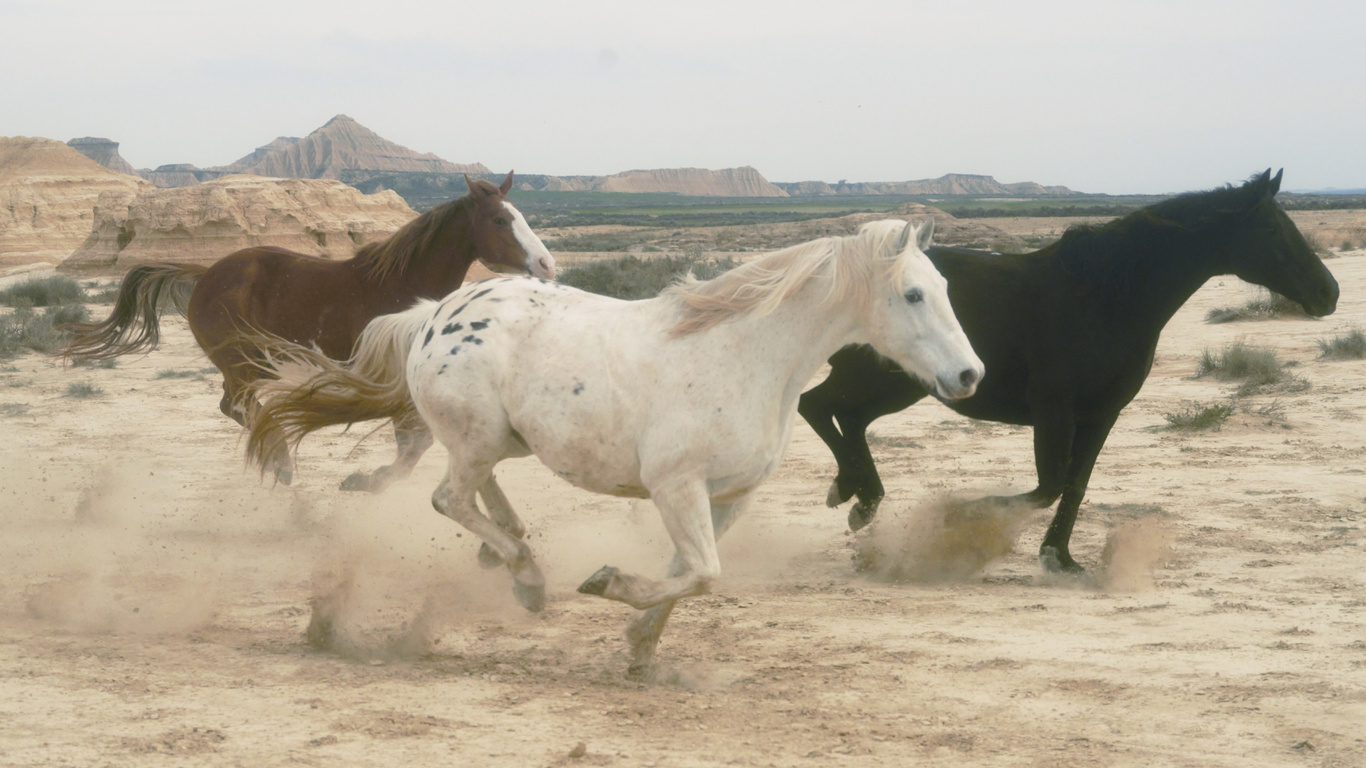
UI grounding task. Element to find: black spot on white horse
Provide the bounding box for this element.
[470,319,490,331]
[471,287,495,301]
[462,335,484,345]
[572,381,585,395]
[422,327,434,348]
[447,302,470,319]
[442,322,464,335]
[449,346,460,356]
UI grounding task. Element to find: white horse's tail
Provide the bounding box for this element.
[241,300,435,475]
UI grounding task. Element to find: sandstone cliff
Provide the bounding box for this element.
[0,136,151,268]
[66,137,139,176]
[59,175,417,273]
[216,115,489,181]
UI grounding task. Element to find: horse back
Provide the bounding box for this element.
[188,246,380,360]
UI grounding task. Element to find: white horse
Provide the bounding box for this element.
[245,219,983,676]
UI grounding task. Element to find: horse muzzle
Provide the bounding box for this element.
[934,365,983,401]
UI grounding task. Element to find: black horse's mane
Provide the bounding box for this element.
[1050,175,1265,291]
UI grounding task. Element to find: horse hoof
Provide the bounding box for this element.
[577,566,618,597]
[626,661,654,681]
[339,472,370,492]
[477,542,504,569]
[848,499,880,531]
[513,580,546,613]
[1039,546,1085,575]
[275,467,293,487]
[825,480,845,508]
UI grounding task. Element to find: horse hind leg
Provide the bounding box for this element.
[340,413,433,493]
[473,475,527,569]
[432,470,545,612]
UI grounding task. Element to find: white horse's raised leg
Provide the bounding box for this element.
[578,479,721,609]
[622,493,753,677]
[431,471,545,612]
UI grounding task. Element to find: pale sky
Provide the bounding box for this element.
[3,0,1363,194]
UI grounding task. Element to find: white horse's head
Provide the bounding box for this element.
[860,220,983,400]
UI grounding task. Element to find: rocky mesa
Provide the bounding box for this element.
[215,115,490,181]
[0,136,150,268]
[59,175,417,273]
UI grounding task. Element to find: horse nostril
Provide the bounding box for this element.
[959,368,978,388]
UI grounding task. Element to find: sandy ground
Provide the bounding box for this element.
[1,252,1364,767]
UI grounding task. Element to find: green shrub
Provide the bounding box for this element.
[1316,328,1366,359]
[0,304,89,360]
[559,253,740,300]
[156,369,201,379]
[64,381,103,398]
[0,276,86,307]
[1206,291,1307,323]
[1163,401,1235,431]
[1196,342,1306,396]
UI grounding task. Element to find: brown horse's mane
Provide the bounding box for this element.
[351,180,499,281]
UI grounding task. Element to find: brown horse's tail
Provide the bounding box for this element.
[241,300,437,475]
[60,263,206,362]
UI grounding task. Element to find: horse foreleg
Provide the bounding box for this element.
[621,494,752,677]
[579,480,719,612]
[1039,417,1117,574]
[801,346,927,531]
[431,472,545,612]
[340,414,433,492]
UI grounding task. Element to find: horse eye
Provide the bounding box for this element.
[494,217,509,227]
[904,288,924,304]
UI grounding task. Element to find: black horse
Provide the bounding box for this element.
[799,170,1339,573]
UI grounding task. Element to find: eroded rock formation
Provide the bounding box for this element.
[59,175,416,273]
[0,136,151,268]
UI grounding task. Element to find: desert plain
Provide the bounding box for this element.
[1,218,1364,767]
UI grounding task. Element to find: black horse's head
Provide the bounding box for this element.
[1221,169,1338,317]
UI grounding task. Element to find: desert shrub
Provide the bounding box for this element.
[1206,291,1306,323]
[64,381,102,398]
[0,402,30,417]
[156,368,201,379]
[559,253,740,300]
[1317,328,1366,359]
[1162,401,1235,431]
[0,304,89,360]
[1196,342,1306,396]
[0,276,86,308]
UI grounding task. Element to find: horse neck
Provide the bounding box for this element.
[387,215,479,297]
[1081,217,1227,335]
[710,279,862,406]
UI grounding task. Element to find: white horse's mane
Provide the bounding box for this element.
[664,219,913,337]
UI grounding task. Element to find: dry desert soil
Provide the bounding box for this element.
[1,251,1364,767]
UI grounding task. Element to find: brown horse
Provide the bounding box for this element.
[62,172,555,487]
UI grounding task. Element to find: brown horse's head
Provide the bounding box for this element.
[464,171,556,280]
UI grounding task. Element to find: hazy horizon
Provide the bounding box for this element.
[4,0,1363,195]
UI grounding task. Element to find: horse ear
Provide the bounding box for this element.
[499,171,514,195]
[464,174,476,194]
[916,218,935,251]
[1269,168,1283,196]
[895,220,914,251]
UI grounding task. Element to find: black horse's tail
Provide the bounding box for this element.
[60,263,207,363]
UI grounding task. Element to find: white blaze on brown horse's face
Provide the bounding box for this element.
[503,201,556,280]
[466,172,556,280]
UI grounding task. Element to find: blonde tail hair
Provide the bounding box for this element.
[241,300,436,474]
